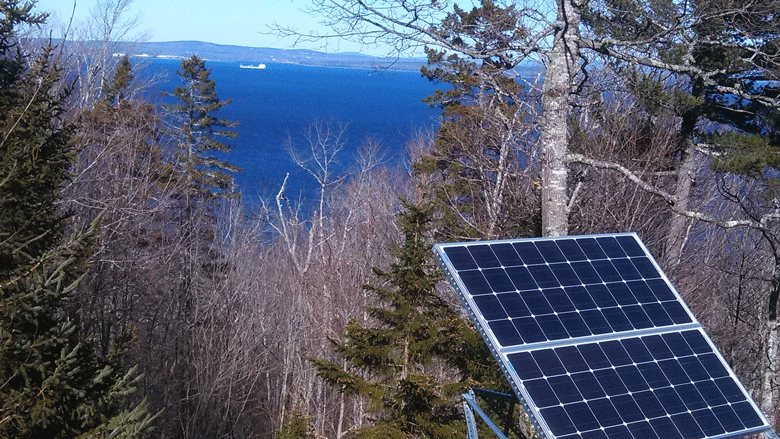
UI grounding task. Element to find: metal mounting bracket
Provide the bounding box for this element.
[463,388,520,439]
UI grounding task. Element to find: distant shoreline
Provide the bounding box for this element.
[129,53,427,73]
[102,40,428,72]
[55,39,537,74]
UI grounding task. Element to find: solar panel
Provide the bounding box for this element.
[434,233,773,439]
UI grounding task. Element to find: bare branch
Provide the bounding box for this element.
[566,152,773,230]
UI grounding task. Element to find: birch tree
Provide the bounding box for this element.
[68,0,145,107]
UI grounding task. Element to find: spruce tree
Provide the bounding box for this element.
[312,201,505,438]
[417,17,541,241]
[0,2,153,437]
[163,55,240,201]
[100,54,134,105]
[157,55,242,436]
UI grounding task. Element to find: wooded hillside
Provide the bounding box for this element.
[3,0,780,438]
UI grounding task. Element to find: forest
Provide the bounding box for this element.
[1,0,780,438]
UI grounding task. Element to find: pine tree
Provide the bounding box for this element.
[77,55,159,183]
[277,407,314,439]
[161,54,241,277]
[312,201,504,438]
[692,0,780,176]
[0,2,153,437]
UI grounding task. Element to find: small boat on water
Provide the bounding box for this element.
[240,63,266,69]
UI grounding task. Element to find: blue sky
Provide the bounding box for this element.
[35,0,376,54]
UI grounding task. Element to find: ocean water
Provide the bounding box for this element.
[142,59,442,203]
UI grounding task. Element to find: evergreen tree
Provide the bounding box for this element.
[692,0,780,175]
[277,407,314,439]
[312,201,505,438]
[416,11,541,241]
[156,55,242,437]
[0,1,153,437]
[100,54,134,105]
[77,55,159,184]
[163,55,241,201]
[584,0,780,173]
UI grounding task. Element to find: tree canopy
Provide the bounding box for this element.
[312,201,507,438]
[163,54,241,201]
[0,1,153,437]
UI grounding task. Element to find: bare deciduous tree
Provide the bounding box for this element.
[62,0,146,107]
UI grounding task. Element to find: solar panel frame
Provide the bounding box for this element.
[434,233,772,439]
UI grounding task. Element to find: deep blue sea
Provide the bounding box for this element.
[142,59,442,204]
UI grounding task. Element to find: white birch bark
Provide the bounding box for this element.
[540,0,580,237]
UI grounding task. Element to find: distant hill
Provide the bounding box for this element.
[115,40,428,71]
[53,39,540,75]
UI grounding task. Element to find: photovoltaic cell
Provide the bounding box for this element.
[433,233,771,439]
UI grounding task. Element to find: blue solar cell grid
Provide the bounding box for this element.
[507,329,764,438]
[442,235,691,347]
[433,233,771,439]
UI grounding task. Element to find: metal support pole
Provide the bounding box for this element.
[471,387,517,436]
[463,389,509,439]
[504,399,515,437]
[464,398,479,439]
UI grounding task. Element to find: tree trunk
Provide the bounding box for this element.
[486,107,515,239]
[664,146,698,271]
[540,0,580,237]
[761,317,779,426]
[336,358,348,439]
[761,259,780,425]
